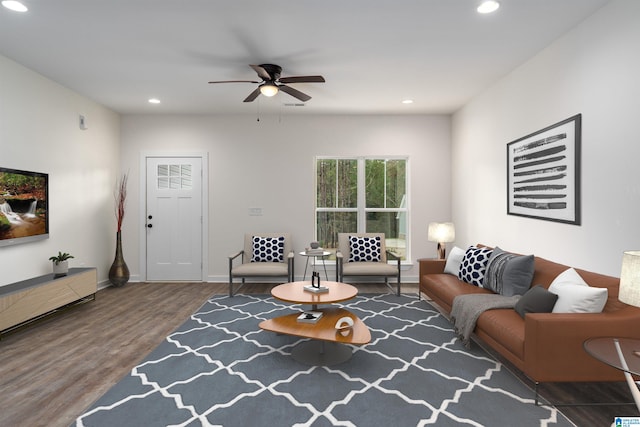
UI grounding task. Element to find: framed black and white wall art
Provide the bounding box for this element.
[507,114,581,225]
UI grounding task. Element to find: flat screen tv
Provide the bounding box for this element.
[0,167,49,247]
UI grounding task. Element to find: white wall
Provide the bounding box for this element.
[120,114,451,283]
[0,55,121,287]
[451,0,639,276]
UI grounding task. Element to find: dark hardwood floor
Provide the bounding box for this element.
[0,282,636,427]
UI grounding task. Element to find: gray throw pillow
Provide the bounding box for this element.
[514,285,559,318]
[483,247,535,296]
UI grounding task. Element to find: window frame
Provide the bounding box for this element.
[314,155,410,263]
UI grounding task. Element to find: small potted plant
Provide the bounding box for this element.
[49,251,74,277]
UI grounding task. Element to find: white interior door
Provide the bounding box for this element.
[146,156,203,281]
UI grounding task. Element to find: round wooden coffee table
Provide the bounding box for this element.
[271,280,357,310]
[261,281,370,365]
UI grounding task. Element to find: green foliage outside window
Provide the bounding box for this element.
[365,159,406,209]
[316,157,408,260]
[316,158,357,208]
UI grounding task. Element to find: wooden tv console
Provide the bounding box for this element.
[0,267,97,336]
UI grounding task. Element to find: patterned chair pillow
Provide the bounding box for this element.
[458,246,493,287]
[348,236,381,262]
[251,236,285,262]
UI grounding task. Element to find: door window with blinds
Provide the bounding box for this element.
[156,164,192,189]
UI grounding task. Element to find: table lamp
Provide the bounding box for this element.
[427,222,455,259]
[616,250,640,410]
[619,251,640,307]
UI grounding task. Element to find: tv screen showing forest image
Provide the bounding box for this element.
[0,167,49,247]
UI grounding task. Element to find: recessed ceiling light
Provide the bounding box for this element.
[477,1,500,14]
[2,0,28,12]
[148,98,161,104]
[402,99,414,104]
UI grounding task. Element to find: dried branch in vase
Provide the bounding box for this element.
[115,173,128,232]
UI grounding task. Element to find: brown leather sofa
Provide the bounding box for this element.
[419,249,640,384]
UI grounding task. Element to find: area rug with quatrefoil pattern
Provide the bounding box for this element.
[74,293,573,427]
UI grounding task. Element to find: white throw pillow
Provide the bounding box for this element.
[549,267,588,288]
[549,268,608,313]
[444,246,465,275]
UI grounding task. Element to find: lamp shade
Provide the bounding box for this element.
[427,222,455,243]
[259,83,278,97]
[619,251,640,307]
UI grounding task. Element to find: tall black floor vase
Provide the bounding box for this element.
[109,231,130,287]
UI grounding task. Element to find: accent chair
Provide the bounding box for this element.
[335,232,401,296]
[228,233,294,296]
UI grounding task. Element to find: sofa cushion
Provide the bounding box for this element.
[444,246,465,275]
[348,235,381,262]
[549,268,608,313]
[483,247,535,296]
[458,246,493,287]
[421,274,491,311]
[476,308,526,360]
[514,285,558,318]
[251,236,285,262]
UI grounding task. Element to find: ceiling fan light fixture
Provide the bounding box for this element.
[259,83,279,97]
[477,1,500,14]
[2,0,28,12]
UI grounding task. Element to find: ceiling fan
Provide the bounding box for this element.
[208,64,325,103]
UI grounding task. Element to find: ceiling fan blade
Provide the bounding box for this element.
[278,75,325,84]
[243,87,261,102]
[208,80,260,84]
[250,64,271,81]
[279,85,311,102]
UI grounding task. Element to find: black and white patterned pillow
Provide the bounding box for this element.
[458,246,493,286]
[348,236,381,262]
[251,236,285,262]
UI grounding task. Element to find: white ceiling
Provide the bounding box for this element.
[0,0,610,116]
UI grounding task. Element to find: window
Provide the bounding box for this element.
[157,164,192,189]
[315,157,408,260]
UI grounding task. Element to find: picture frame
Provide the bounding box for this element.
[507,114,581,225]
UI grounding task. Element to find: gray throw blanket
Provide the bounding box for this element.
[450,294,521,348]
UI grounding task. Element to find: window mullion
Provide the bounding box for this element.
[357,157,366,232]
[334,160,339,208]
[383,160,388,209]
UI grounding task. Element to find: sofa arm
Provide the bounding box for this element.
[524,307,640,382]
[418,258,446,276]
